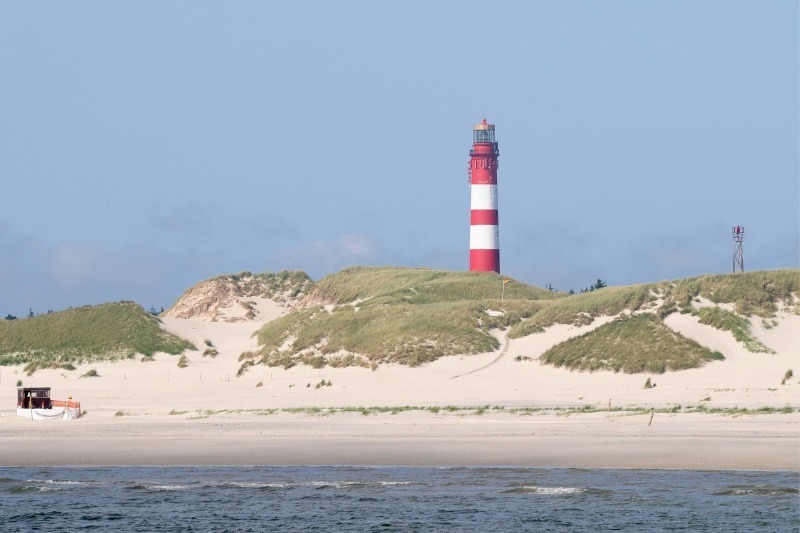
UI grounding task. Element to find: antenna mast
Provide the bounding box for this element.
[732,226,744,273]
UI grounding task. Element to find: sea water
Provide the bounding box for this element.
[0,466,797,531]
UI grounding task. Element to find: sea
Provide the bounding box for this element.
[0,466,797,531]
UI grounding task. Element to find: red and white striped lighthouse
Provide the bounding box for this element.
[468,119,500,272]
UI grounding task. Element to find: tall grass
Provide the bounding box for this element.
[307,266,561,306]
[0,301,195,368]
[250,267,558,369]
[508,283,657,337]
[541,314,725,373]
[661,269,800,317]
[253,302,500,368]
[691,307,774,353]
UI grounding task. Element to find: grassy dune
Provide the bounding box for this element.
[658,269,800,317]
[307,266,558,306]
[244,267,560,369]
[508,283,658,337]
[0,301,195,373]
[540,314,725,373]
[249,268,798,373]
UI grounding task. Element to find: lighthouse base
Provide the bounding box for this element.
[470,249,500,273]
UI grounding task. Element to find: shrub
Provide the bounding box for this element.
[81,369,99,378]
[255,381,263,388]
[204,339,214,347]
[177,355,188,368]
[202,348,219,358]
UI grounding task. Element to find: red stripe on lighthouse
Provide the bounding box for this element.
[470,209,499,225]
[470,249,500,272]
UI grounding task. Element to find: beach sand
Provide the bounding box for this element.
[1,411,797,470]
[1,310,798,469]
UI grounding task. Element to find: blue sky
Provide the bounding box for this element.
[1,1,797,314]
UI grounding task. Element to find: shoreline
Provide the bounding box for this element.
[2,411,797,471]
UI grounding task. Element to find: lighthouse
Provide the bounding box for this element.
[468,119,500,272]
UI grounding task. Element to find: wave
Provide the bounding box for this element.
[312,480,412,489]
[127,483,190,491]
[715,485,799,497]
[26,479,87,486]
[220,482,294,489]
[502,486,610,495]
[9,485,62,493]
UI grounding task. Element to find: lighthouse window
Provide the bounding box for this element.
[473,129,495,143]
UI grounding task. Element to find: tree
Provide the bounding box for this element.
[5,314,17,320]
[594,279,607,290]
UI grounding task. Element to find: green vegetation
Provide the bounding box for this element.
[81,368,99,378]
[202,348,218,358]
[691,307,773,353]
[220,269,313,298]
[509,283,657,337]
[659,269,800,317]
[163,404,797,418]
[247,267,561,370]
[309,266,557,305]
[0,301,195,372]
[541,314,725,373]
[245,267,797,371]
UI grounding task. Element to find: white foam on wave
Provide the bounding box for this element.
[147,484,189,491]
[311,480,412,488]
[520,486,585,495]
[224,482,293,489]
[27,479,86,486]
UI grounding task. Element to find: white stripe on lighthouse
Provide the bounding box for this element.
[470,184,498,210]
[470,224,499,250]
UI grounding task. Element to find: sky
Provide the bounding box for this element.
[1,1,798,315]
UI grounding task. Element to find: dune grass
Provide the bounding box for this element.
[691,307,774,353]
[660,269,800,317]
[247,267,557,369]
[307,266,560,306]
[249,267,797,370]
[165,404,796,418]
[217,269,313,297]
[250,302,500,368]
[0,301,195,371]
[540,314,725,373]
[508,283,657,337]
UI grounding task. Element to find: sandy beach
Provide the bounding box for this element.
[2,410,798,470]
[2,308,798,470]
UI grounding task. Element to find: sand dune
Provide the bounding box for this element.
[1,301,797,468]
